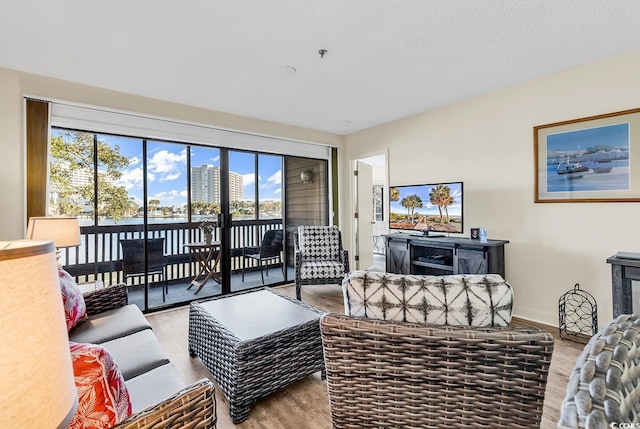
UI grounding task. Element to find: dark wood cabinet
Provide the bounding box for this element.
[385,234,508,278]
[386,237,411,274]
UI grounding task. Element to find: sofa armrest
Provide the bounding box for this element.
[82,283,128,316]
[114,379,217,429]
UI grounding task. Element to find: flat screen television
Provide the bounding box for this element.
[389,182,463,235]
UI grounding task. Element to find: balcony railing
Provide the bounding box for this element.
[61,219,284,286]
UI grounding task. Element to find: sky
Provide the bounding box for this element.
[389,183,463,217]
[54,129,283,208]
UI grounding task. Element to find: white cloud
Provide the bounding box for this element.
[151,189,183,203]
[273,188,281,194]
[267,170,282,186]
[242,173,255,188]
[160,172,181,182]
[129,156,141,166]
[148,148,187,180]
[117,167,143,190]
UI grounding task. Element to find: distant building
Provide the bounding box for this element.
[228,171,243,202]
[191,165,244,203]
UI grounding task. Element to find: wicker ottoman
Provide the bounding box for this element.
[188,288,325,423]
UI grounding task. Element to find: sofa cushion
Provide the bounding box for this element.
[59,267,87,330]
[101,329,170,380]
[68,342,132,429]
[343,271,513,327]
[69,304,151,344]
[125,363,186,413]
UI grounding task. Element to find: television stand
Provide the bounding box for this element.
[385,233,509,277]
[423,230,445,238]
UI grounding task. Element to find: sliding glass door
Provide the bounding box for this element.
[49,127,326,311]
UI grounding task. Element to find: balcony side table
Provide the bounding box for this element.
[184,241,221,294]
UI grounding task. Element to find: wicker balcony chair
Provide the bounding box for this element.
[120,238,168,302]
[558,313,640,429]
[241,229,284,284]
[294,225,349,301]
[320,313,554,428]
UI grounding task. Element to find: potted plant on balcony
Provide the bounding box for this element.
[199,220,215,244]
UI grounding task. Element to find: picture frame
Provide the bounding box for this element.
[470,228,480,240]
[534,107,640,203]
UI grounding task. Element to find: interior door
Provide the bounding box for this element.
[356,161,374,270]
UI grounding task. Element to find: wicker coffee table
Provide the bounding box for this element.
[188,288,325,423]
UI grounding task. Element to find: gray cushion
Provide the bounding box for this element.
[69,304,151,344]
[125,363,185,413]
[101,329,170,380]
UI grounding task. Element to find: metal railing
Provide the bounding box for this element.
[61,219,284,285]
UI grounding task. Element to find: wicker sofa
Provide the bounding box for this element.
[319,270,555,428]
[70,284,216,429]
[558,313,640,428]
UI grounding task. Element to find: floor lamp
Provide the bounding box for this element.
[0,240,78,428]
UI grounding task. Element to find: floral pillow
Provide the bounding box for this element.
[68,342,132,429]
[59,268,87,330]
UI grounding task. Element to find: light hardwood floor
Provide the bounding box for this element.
[146,284,585,429]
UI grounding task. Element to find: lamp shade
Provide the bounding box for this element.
[0,240,78,428]
[27,217,81,248]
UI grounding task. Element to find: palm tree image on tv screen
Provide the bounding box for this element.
[389,182,463,234]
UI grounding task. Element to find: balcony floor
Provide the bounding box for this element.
[127,264,295,310]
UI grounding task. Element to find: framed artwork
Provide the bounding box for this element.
[470,228,480,239]
[534,107,640,202]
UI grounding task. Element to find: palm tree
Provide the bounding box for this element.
[390,187,400,202]
[401,194,423,224]
[429,184,453,223]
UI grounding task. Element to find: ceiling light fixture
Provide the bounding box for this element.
[280,66,296,75]
[318,49,327,58]
[339,120,351,125]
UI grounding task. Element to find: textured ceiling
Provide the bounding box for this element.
[2,1,640,135]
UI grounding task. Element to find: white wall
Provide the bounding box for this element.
[341,48,640,327]
[0,67,343,241]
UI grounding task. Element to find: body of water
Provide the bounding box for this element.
[546,160,629,193]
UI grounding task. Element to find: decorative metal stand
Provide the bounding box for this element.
[559,283,598,343]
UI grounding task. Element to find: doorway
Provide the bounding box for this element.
[352,153,387,271]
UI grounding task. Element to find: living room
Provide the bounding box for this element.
[2,2,640,428]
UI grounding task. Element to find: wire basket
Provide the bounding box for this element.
[559,283,598,343]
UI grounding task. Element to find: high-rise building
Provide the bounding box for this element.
[191,165,244,203]
[228,171,244,202]
[191,165,219,203]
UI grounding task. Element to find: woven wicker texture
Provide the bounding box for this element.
[558,313,640,429]
[83,283,128,316]
[115,379,217,429]
[294,226,349,300]
[320,313,554,428]
[188,288,325,424]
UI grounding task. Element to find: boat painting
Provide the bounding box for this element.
[557,160,589,175]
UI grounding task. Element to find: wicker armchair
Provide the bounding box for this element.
[80,285,217,429]
[294,225,349,300]
[320,313,554,428]
[558,313,640,429]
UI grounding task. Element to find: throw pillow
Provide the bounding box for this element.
[59,267,87,330]
[68,342,132,429]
